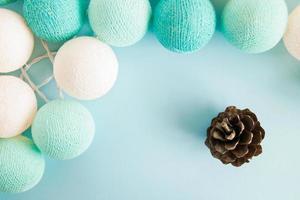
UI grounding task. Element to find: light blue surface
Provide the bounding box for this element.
[1,0,300,199]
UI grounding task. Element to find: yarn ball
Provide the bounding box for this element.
[54,37,118,100]
[0,8,34,73]
[0,136,45,193]
[88,0,152,47]
[221,0,288,53]
[23,0,85,42]
[153,0,216,53]
[0,76,37,138]
[284,6,300,60]
[32,100,95,160]
[80,0,89,11]
[0,0,17,5]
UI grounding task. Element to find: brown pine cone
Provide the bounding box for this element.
[205,106,265,167]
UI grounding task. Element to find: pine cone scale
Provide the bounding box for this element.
[224,137,239,150]
[231,145,249,158]
[214,141,227,154]
[241,115,255,131]
[251,131,263,145]
[245,145,257,159]
[212,129,226,141]
[254,145,262,156]
[239,130,253,145]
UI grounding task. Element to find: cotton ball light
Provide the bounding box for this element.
[23,0,85,42]
[0,136,45,193]
[0,8,34,73]
[54,36,118,100]
[284,6,300,60]
[153,0,216,53]
[32,100,95,160]
[0,0,17,5]
[221,0,288,53]
[0,76,37,138]
[88,0,152,47]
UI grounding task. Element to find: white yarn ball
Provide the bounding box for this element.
[284,6,300,60]
[0,76,37,138]
[0,8,34,73]
[54,36,118,100]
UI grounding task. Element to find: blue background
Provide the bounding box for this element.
[1,0,300,199]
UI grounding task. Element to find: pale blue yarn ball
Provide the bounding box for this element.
[221,0,288,53]
[88,0,152,47]
[0,0,16,5]
[23,0,85,42]
[32,100,95,160]
[0,136,45,193]
[153,0,216,53]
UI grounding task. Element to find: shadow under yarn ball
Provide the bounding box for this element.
[221,0,288,54]
[0,0,16,5]
[23,0,86,43]
[153,0,216,53]
[0,136,45,193]
[88,0,152,47]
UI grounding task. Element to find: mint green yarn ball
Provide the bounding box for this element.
[0,136,45,193]
[32,100,95,160]
[0,0,17,5]
[221,0,288,53]
[88,0,152,47]
[23,0,85,42]
[153,0,216,53]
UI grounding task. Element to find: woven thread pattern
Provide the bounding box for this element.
[0,8,34,73]
[0,0,16,5]
[222,0,288,53]
[23,0,85,42]
[284,6,300,60]
[153,0,216,53]
[32,100,95,160]
[88,0,152,47]
[0,136,44,193]
[0,76,37,138]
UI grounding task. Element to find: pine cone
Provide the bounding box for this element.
[205,106,265,167]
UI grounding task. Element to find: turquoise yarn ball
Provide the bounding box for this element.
[32,100,95,160]
[0,0,16,5]
[221,0,288,53]
[88,0,152,47]
[80,0,89,13]
[23,0,85,42]
[0,136,45,193]
[153,0,216,53]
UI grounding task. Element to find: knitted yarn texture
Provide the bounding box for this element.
[88,0,152,47]
[32,100,95,160]
[23,0,85,42]
[284,6,300,60]
[0,76,37,138]
[0,0,16,5]
[0,136,45,193]
[54,37,119,100]
[153,0,216,53]
[0,8,34,73]
[222,0,288,53]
